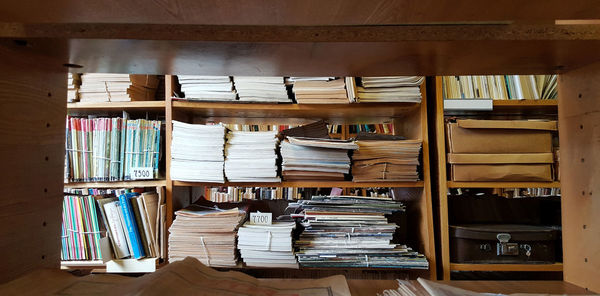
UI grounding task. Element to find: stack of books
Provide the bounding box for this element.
[67,73,80,103]
[168,206,246,267]
[233,77,291,103]
[224,131,280,182]
[78,74,159,102]
[280,137,357,181]
[65,117,161,182]
[178,75,237,101]
[352,139,422,182]
[291,77,350,104]
[205,186,332,202]
[237,222,298,268]
[292,195,429,269]
[357,76,423,103]
[442,75,558,100]
[170,121,226,183]
[61,195,102,260]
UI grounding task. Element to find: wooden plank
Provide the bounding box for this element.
[173,181,424,188]
[67,101,165,112]
[165,76,174,234]
[447,181,561,188]
[558,61,600,292]
[450,263,563,272]
[63,180,167,188]
[1,1,599,25]
[0,43,66,283]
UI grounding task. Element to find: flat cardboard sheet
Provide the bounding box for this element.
[456,119,558,131]
[450,164,553,182]
[447,153,554,164]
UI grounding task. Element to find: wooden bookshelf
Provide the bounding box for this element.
[450,263,563,272]
[447,181,561,189]
[64,180,167,188]
[492,99,558,113]
[173,180,424,188]
[67,101,166,112]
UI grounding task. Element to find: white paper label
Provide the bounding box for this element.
[250,212,272,225]
[131,167,153,180]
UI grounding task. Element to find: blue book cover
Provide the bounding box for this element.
[119,192,145,259]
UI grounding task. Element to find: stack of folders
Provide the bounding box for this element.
[237,222,298,268]
[233,76,291,103]
[352,139,422,182]
[170,121,226,182]
[67,73,80,103]
[357,76,424,103]
[290,77,350,104]
[292,195,429,269]
[281,137,358,181]
[168,206,246,267]
[178,75,237,101]
[442,75,558,100]
[224,131,280,182]
[78,74,159,102]
[65,117,161,182]
[96,191,166,260]
[61,195,102,260]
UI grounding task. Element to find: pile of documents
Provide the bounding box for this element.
[178,75,237,101]
[168,206,246,267]
[281,137,358,181]
[292,195,429,269]
[78,74,159,102]
[237,222,298,268]
[170,121,226,182]
[224,131,280,182]
[67,73,80,102]
[290,77,350,104]
[233,76,291,103]
[352,138,422,182]
[357,76,423,103]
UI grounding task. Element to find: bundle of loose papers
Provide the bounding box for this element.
[291,77,350,104]
[78,74,159,102]
[170,121,226,182]
[281,137,358,181]
[67,73,80,102]
[352,139,422,182]
[168,206,246,267]
[233,76,291,103]
[292,195,428,269]
[178,75,237,101]
[237,222,298,268]
[225,131,280,182]
[357,76,424,103]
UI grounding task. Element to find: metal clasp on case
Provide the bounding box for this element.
[496,233,519,256]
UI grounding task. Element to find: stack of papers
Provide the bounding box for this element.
[291,77,350,104]
[292,195,428,269]
[78,74,159,102]
[352,139,422,182]
[224,131,280,182]
[357,76,424,103]
[237,222,298,268]
[170,121,226,183]
[233,77,291,103]
[168,206,246,267]
[178,75,237,101]
[281,137,357,181]
[67,73,80,102]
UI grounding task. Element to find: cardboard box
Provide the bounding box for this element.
[448,153,554,181]
[446,119,557,153]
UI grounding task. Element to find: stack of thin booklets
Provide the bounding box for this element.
[178,75,237,101]
[442,75,558,100]
[224,131,280,182]
[357,76,423,103]
[233,76,291,103]
[352,138,422,182]
[61,195,102,260]
[65,117,161,182]
[237,222,298,268]
[168,206,246,267]
[67,73,80,102]
[170,121,226,182]
[290,77,351,104]
[281,137,358,181]
[78,74,159,102]
[292,195,428,269]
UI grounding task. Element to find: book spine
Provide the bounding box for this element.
[118,194,145,259]
[104,201,131,258]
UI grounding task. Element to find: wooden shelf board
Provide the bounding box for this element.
[214,263,428,271]
[67,101,166,112]
[64,180,167,188]
[450,263,563,272]
[173,180,424,188]
[447,181,560,188]
[60,260,105,269]
[492,100,558,107]
[172,101,419,124]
